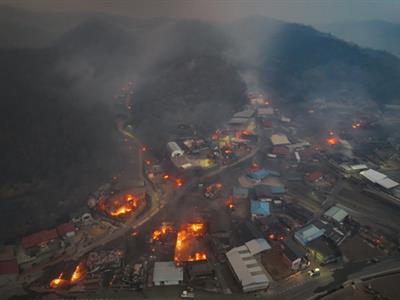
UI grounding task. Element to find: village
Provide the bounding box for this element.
[1,81,400,299]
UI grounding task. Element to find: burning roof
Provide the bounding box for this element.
[99,193,140,217]
[174,224,207,265]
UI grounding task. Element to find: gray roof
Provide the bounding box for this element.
[245,238,271,256]
[226,245,269,291]
[153,261,183,284]
[324,206,349,223]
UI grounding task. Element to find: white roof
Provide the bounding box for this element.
[245,238,271,256]
[270,134,290,146]
[233,109,255,119]
[153,261,183,284]
[257,107,274,116]
[226,246,269,291]
[360,169,399,189]
[324,206,349,223]
[350,164,368,171]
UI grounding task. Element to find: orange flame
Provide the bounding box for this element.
[174,223,206,264]
[109,193,139,217]
[70,263,83,283]
[326,137,338,145]
[50,272,67,288]
[152,223,173,240]
[175,178,183,187]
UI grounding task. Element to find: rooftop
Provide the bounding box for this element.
[153,261,183,284]
[294,224,325,246]
[251,200,271,217]
[21,229,58,249]
[245,238,271,256]
[270,134,290,146]
[0,259,18,275]
[56,223,75,236]
[360,169,399,189]
[324,206,349,223]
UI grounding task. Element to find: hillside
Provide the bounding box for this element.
[318,20,400,58]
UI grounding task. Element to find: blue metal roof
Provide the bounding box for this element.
[247,169,269,180]
[250,200,270,217]
[271,186,285,194]
[294,224,325,246]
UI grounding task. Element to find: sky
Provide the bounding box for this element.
[1,0,400,24]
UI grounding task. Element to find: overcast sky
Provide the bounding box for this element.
[2,0,400,24]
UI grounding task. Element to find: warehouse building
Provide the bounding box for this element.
[226,240,271,292]
[153,261,183,286]
[270,134,290,146]
[360,169,399,190]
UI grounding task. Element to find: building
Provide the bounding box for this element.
[281,238,306,271]
[226,244,270,292]
[271,186,285,195]
[21,229,58,252]
[233,109,256,119]
[272,146,289,157]
[0,260,18,286]
[153,261,183,286]
[294,224,325,246]
[233,186,249,199]
[251,200,271,220]
[257,107,274,116]
[245,238,271,256]
[167,142,184,158]
[360,169,399,190]
[270,134,290,146]
[56,223,76,239]
[306,237,341,265]
[247,169,269,181]
[306,171,323,183]
[323,206,349,224]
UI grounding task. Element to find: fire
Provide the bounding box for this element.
[326,137,338,145]
[175,178,183,187]
[188,252,207,261]
[162,174,170,180]
[50,272,67,288]
[109,193,139,217]
[152,223,174,240]
[70,263,83,283]
[174,223,207,265]
[352,121,361,129]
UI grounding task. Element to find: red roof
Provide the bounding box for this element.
[56,223,75,236]
[261,120,273,128]
[307,171,323,182]
[21,229,58,249]
[272,146,289,156]
[0,259,18,275]
[302,148,315,159]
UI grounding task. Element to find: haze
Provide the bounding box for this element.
[2,0,400,24]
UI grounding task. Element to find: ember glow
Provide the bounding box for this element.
[162,174,170,181]
[175,178,183,187]
[50,272,67,288]
[152,223,174,240]
[108,193,139,217]
[70,263,84,283]
[174,223,207,265]
[326,137,338,145]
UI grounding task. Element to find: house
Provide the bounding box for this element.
[237,221,264,244]
[21,229,58,251]
[226,244,270,292]
[271,186,285,195]
[254,185,272,199]
[306,171,323,183]
[323,206,349,224]
[233,109,256,119]
[306,237,341,265]
[257,107,274,116]
[0,260,18,286]
[153,261,183,286]
[247,169,269,181]
[270,134,290,146]
[294,224,325,246]
[271,146,289,157]
[281,238,306,271]
[56,223,76,239]
[251,200,271,220]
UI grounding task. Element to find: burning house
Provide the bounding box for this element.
[98,192,143,218]
[174,223,207,265]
